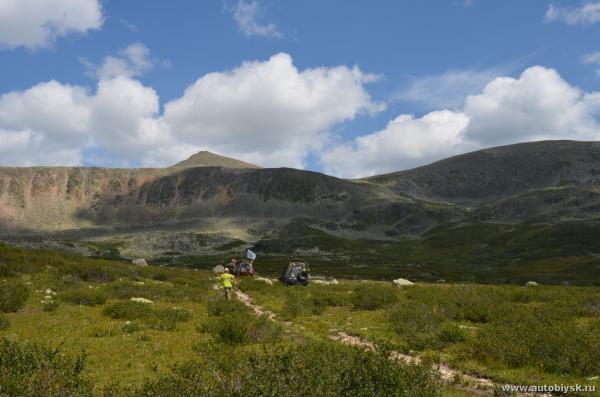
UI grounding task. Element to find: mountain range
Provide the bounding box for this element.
[2,140,600,284]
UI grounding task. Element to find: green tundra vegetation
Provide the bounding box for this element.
[0,243,599,396]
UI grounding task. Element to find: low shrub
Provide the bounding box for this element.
[103,301,192,331]
[352,283,399,310]
[282,293,313,317]
[108,281,200,303]
[310,285,352,308]
[41,300,60,312]
[0,262,19,277]
[406,285,503,323]
[388,302,449,351]
[206,298,250,317]
[0,279,29,312]
[238,277,277,293]
[137,341,439,397]
[122,321,144,333]
[0,314,9,330]
[468,306,600,376]
[199,311,282,345]
[90,327,118,338]
[103,301,154,320]
[0,338,92,396]
[60,288,108,306]
[152,272,172,282]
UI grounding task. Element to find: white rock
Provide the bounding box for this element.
[44,295,53,300]
[255,276,274,285]
[45,289,57,295]
[393,278,414,286]
[132,259,148,267]
[132,281,145,285]
[130,297,154,304]
[313,279,338,286]
[213,265,225,273]
[525,281,539,286]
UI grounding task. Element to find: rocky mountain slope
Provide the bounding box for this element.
[367,140,600,205]
[2,141,600,277]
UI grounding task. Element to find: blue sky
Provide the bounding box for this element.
[1,0,600,177]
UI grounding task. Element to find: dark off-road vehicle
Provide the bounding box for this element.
[227,260,256,276]
[280,261,310,286]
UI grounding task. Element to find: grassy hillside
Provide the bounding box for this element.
[1,244,599,396]
[236,220,600,285]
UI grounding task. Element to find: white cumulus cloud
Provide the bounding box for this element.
[0,0,103,49]
[0,52,383,168]
[321,66,600,178]
[321,111,472,178]
[162,52,383,168]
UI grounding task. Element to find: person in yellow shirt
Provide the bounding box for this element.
[221,268,235,301]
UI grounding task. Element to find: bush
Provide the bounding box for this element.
[206,299,250,317]
[310,285,352,307]
[282,293,313,318]
[0,314,9,330]
[122,321,144,333]
[199,310,282,345]
[103,301,154,320]
[91,327,118,338]
[108,281,200,303]
[41,300,60,312]
[60,288,108,306]
[405,285,503,323]
[0,338,92,396]
[152,272,173,282]
[137,341,439,397]
[388,302,447,350]
[468,306,600,376]
[0,279,29,312]
[0,262,19,277]
[352,283,399,310]
[103,301,192,331]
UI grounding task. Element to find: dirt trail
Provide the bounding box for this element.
[235,289,548,397]
[235,289,276,320]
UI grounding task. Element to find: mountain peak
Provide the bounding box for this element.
[169,150,261,170]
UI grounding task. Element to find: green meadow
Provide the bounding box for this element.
[1,243,599,396]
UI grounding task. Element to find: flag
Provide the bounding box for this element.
[246,249,257,260]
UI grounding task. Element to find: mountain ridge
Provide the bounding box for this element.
[2,140,600,276]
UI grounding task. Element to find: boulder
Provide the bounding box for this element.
[130,297,154,304]
[393,278,414,287]
[255,276,274,285]
[525,281,539,286]
[436,279,446,284]
[312,279,339,286]
[132,259,148,267]
[213,265,225,273]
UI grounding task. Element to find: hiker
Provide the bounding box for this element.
[229,258,238,275]
[221,268,235,301]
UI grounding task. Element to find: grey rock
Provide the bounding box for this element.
[132,258,148,267]
[393,278,414,286]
